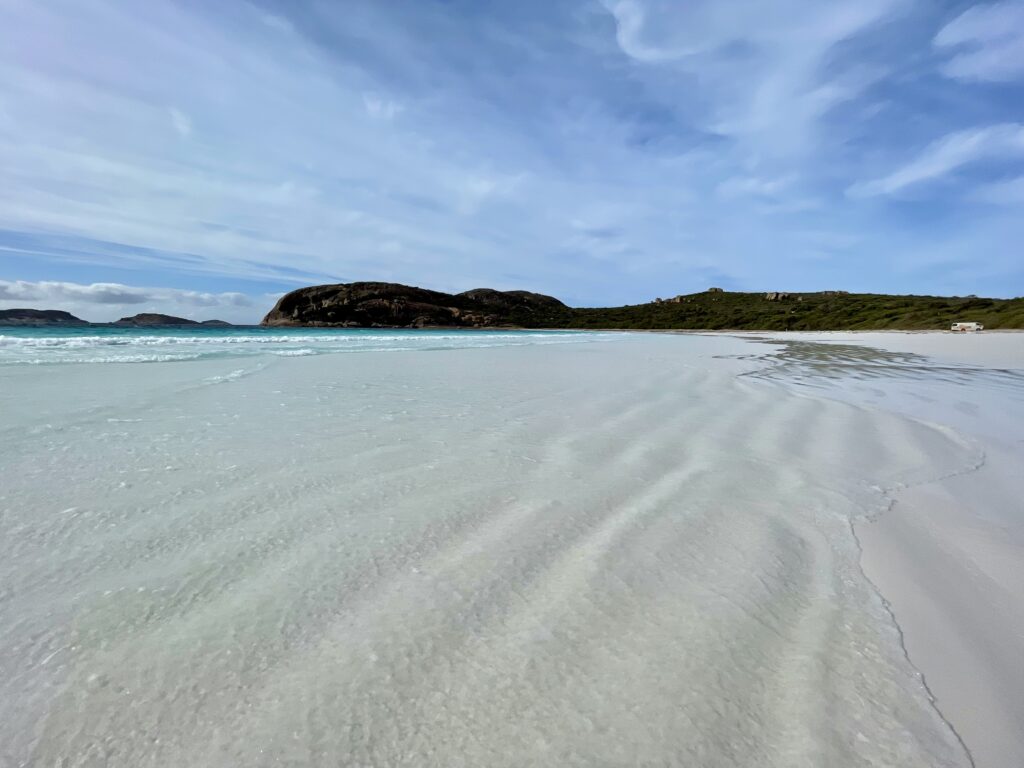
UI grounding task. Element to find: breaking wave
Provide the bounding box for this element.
[0,328,618,364]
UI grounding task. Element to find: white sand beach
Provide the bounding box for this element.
[0,331,1020,767]
[744,331,1024,768]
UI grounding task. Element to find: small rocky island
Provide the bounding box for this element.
[261,282,569,328]
[0,308,89,326]
[113,313,231,326]
[0,309,232,327]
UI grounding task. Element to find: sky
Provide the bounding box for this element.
[1,0,1023,323]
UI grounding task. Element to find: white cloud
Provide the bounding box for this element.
[260,13,294,34]
[602,0,892,60]
[601,0,905,156]
[0,279,251,306]
[169,107,192,137]
[716,175,796,200]
[1,280,145,304]
[848,123,1024,197]
[935,1,1024,82]
[601,0,684,62]
[362,93,403,120]
[453,171,526,216]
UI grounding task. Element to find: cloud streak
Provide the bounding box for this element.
[849,123,1024,197]
[935,1,1024,82]
[601,0,904,155]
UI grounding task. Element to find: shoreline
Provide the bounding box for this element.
[747,331,1023,768]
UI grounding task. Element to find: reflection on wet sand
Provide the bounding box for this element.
[732,338,1024,392]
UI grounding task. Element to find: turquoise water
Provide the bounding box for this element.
[0,326,613,364]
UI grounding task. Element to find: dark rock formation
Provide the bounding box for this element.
[0,308,89,326]
[456,288,566,312]
[261,282,568,328]
[199,319,233,326]
[114,313,199,326]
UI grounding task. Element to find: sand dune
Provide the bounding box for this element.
[0,333,1017,766]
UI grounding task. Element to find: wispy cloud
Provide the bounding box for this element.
[935,1,1024,82]
[716,175,797,200]
[169,107,192,138]
[0,279,251,307]
[600,0,904,156]
[362,93,404,121]
[848,123,1024,197]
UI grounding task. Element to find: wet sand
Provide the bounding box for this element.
[748,332,1024,768]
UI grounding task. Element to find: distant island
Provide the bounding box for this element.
[0,309,232,327]
[112,313,232,327]
[261,282,1024,331]
[0,308,88,326]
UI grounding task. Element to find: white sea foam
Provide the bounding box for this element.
[0,329,615,365]
[2,333,1015,766]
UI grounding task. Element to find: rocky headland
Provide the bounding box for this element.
[261,282,568,328]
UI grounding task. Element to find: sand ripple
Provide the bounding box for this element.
[0,336,975,766]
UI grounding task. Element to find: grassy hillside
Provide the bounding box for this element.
[515,291,1024,331]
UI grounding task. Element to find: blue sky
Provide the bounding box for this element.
[1,0,1023,322]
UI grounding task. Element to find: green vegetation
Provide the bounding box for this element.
[513,291,1024,331]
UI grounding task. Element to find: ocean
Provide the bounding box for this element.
[0,326,615,365]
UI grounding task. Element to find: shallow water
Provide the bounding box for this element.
[735,335,1024,446]
[0,333,985,766]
